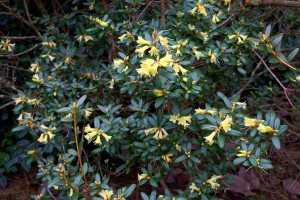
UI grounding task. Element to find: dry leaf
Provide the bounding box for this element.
[283,179,300,196]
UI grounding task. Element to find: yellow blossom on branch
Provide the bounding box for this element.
[135,45,150,57]
[32,74,44,84]
[204,130,218,145]
[170,114,192,128]
[137,36,151,46]
[257,123,278,136]
[190,183,202,195]
[0,39,15,52]
[205,175,223,189]
[99,190,114,200]
[220,115,232,132]
[195,108,216,115]
[144,127,168,139]
[162,154,173,163]
[244,117,264,127]
[237,150,252,158]
[138,173,150,182]
[84,124,111,145]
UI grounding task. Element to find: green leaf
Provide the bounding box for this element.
[233,157,246,165]
[83,162,88,174]
[217,92,232,109]
[271,33,283,47]
[141,192,149,200]
[124,184,136,198]
[217,134,225,148]
[77,95,87,106]
[57,107,71,113]
[272,137,281,150]
[287,48,299,61]
[249,155,257,167]
[265,24,272,37]
[68,149,77,156]
[174,155,187,163]
[47,177,60,188]
[12,126,26,132]
[155,97,164,108]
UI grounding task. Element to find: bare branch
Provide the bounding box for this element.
[0,44,39,57]
[253,50,295,108]
[0,36,37,40]
[253,0,300,8]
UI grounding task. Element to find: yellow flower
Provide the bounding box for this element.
[77,35,93,42]
[171,115,192,128]
[195,108,216,115]
[37,127,56,144]
[205,175,223,189]
[69,188,73,197]
[27,150,37,155]
[190,183,202,194]
[189,7,198,16]
[41,52,55,61]
[197,5,207,17]
[188,24,196,31]
[30,63,41,73]
[159,53,173,67]
[296,75,300,81]
[175,144,182,152]
[208,50,217,63]
[138,173,149,182]
[244,117,263,127]
[136,58,159,77]
[149,46,159,56]
[200,32,209,42]
[220,115,232,132]
[15,96,27,104]
[153,89,167,97]
[144,127,168,139]
[162,154,173,163]
[114,59,125,68]
[192,47,203,60]
[135,45,150,57]
[85,108,93,117]
[177,11,185,18]
[172,62,187,76]
[237,150,252,158]
[95,18,108,27]
[64,113,72,118]
[224,0,230,5]
[32,74,44,84]
[118,33,127,41]
[159,36,168,48]
[84,124,112,145]
[108,79,115,89]
[137,36,151,46]
[204,130,217,145]
[257,123,278,136]
[0,39,15,52]
[99,190,114,200]
[42,42,56,47]
[212,14,219,24]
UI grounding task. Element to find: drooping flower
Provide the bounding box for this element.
[37,125,56,144]
[244,117,264,127]
[0,39,15,52]
[195,108,216,115]
[159,53,173,67]
[32,74,44,84]
[99,190,114,200]
[30,63,41,73]
[237,150,252,158]
[189,183,202,195]
[136,58,158,77]
[204,130,218,145]
[172,62,187,76]
[135,45,150,57]
[149,46,159,56]
[138,173,149,182]
[85,108,93,117]
[77,35,93,42]
[170,114,192,128]
[84,124,111,145]
[220,115,232,132]
[205,175,223,189]
[257,123,278,136]
[144,127,168,139]
[137,36,151,46]
[162,154,173,163]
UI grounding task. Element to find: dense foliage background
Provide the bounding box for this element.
[0,0,299,199]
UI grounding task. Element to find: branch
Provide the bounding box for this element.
[253,50,295,108]
[253,0,300,8]
[0,44,39,57]
[0,101,14,110]
[0,2,42,37]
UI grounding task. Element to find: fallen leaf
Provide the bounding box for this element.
[283,179,300,196]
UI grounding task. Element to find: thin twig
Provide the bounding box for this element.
[132,0,154,28]
[23,0,33,25]
[232,60,262,98]
[0,101,14,110]
[160,0,166,26]
[253,50,295,108]
[0,44,39,57]
[0,36,37,40]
